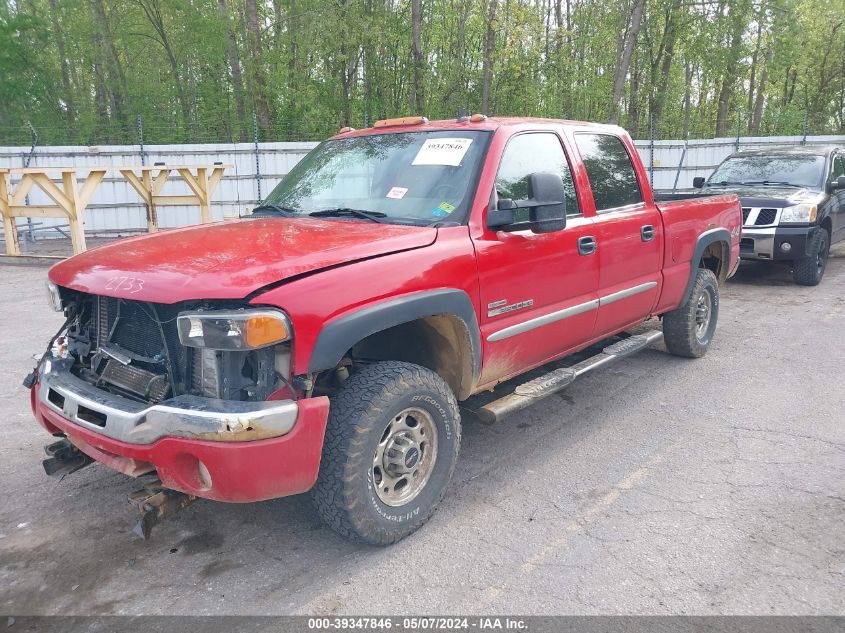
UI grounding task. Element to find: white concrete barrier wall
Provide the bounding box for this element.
[1,134,843,237]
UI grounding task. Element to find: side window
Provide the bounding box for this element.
[830,155,845,182]
[495,133,581,217]
[574,133,643,212]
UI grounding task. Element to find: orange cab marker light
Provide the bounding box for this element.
[374,116,428,128]
[469,113,487,122]
[338,126,356,134]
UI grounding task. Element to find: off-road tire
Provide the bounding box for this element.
[663,267,719,358]
[311,361,461,546]
[792,228,829,286]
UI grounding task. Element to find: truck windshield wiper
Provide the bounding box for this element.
[309,208,389,223]
[705,180,745,187]
[739,180,801,188]
[251,203,301,216]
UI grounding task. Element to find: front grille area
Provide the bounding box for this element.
[63,293,190,403]
[755,208,778,225]
[62,291,279,405]
[742,207,779,227]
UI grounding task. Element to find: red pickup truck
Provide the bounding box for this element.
[29,116,741,545]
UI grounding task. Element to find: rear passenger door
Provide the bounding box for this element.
[572,132,663,336]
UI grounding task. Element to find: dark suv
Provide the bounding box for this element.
[693,146,845,285]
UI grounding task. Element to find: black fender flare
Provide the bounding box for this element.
[307,288,482,382]
[680,228,731,306]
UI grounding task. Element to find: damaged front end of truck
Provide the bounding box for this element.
[28,282,329,537]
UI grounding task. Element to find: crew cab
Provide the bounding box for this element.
[28,116,742,545]
[692,145,845,285]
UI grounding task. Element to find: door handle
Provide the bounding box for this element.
[641,225,655,242]
[578,235,597,256]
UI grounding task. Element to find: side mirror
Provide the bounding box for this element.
[527,173,567,233]
[692,176,706,189]
[828,175,845,193]
[486,172,567,234]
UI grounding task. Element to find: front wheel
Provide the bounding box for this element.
[662,267,719,358]
[311,361,461,545]
[793,228,829,286]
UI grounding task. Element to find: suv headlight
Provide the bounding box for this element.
[780,204,817,224]
[177,309,291,350]
[46,281,63,312]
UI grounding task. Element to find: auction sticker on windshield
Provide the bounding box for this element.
[412,138,473,166]
[386,186,408,199]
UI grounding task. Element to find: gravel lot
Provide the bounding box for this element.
[1,249,843,616]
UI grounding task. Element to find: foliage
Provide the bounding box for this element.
[0,0,842,145]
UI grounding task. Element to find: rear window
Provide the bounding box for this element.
[574,133,643,212]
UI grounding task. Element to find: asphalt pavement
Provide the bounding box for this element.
[1,249,843,615]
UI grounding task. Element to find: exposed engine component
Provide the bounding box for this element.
[60,291,285,405]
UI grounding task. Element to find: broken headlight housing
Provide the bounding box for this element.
[177,309,291,351]
[46,281,63,312]
[779,204,817,224]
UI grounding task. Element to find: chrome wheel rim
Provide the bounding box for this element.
[372,407,438,507]
[694,290,712,341]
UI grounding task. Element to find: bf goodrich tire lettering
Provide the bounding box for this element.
[311,361,461,545]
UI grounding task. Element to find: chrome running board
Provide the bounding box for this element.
[476,330,664,424]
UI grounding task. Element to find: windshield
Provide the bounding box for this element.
[707,155,825,189]
[260,130,491,225]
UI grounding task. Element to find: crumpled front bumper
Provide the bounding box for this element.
[31,359,330,502]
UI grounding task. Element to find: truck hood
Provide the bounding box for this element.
[49,218,437,303]
[703,186,826,208]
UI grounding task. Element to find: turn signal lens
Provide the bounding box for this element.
[245,315,289,348]
[177,309,291,350]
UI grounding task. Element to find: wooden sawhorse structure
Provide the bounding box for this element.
[0,167,106,256]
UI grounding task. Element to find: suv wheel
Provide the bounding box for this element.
[793,228,829,286]
[311,361,460,545]
[662,267,719,358]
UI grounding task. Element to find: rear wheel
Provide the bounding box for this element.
[662,268,719,358]
[311,361,460,545]
[793,228,829,286]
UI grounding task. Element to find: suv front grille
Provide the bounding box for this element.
[742,207,779,227]
[755,208,778,225]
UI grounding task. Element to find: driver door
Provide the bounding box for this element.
[472,131,599,387]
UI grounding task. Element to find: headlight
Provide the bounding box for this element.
[177,309,291,350]
[780,204,817,224]
[46,281,63,312]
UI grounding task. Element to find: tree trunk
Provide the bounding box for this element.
[93,0,130,132]
[410,0,424,113]
[715,6,745,137]
[218,0,248,141]
[245,0,273,136]
[750,44,773,135]
[607,0,646,124]
[136,0,192,135]
[47,0,75,131]
[480,0,498,115]
[682,60,692,139]
[747,19,762,119]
